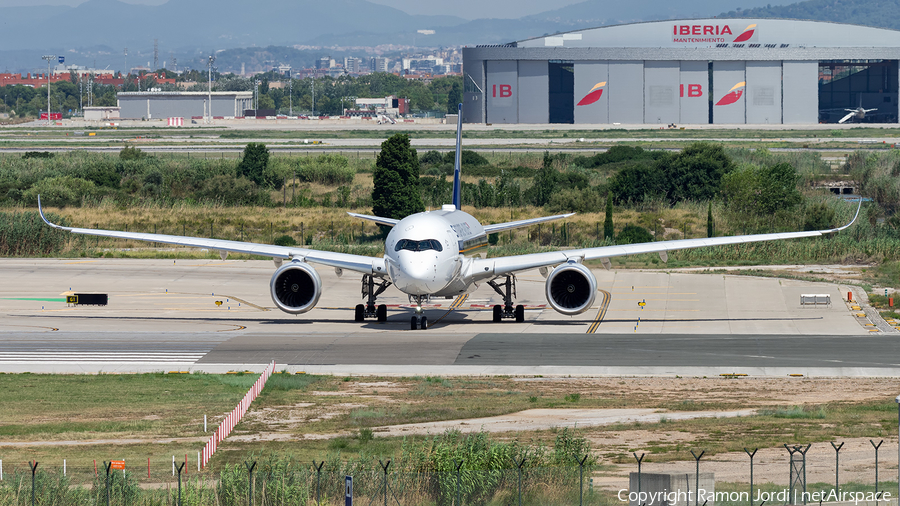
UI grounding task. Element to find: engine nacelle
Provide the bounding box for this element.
[270,260,322,314]
[545,262,597,315]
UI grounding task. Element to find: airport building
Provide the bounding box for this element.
[117,91,253,120]
[461,19,900,125]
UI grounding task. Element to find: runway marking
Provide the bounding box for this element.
[216,325,247,332]
[0,325,59,332]
[618,298,700,301]
[0,352,208,364]
[431,294,469,326]
[586,289,612,334]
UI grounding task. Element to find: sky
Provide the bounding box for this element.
[0,0,588,19]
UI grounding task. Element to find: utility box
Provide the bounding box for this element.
[628,472,715,506]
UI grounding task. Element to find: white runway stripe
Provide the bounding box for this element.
[0,351,207,364]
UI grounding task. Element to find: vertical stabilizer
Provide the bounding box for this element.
[452,103,462,209]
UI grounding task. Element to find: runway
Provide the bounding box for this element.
[1,259,895,376]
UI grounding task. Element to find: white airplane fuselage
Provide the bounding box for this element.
[384,206,487,297]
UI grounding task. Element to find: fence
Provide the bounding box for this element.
[203,361,276,468]
[1,441,897,506]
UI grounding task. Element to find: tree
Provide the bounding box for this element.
[372,134,424,225]
[447,81,462,114]
[604,193,614,241]
[707,201,714,237]
[237,143,269,186]
[525,152,557,206]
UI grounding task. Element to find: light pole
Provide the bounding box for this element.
[342,96,356,116]
[289,68,293,117]
[207,55,215,124]
[311,77,315,116]
[41,55,55,126]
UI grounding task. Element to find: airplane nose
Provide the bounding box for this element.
[390,254,440,294]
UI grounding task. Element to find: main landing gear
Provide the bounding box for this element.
[410,294,428,330]
[488,275,525,323]
[355,274,392,323]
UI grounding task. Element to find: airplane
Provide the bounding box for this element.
[39,105,862,330]
[822,95,881,124]
[838,106,878,124]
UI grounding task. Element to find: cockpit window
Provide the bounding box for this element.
[395,239,443,252]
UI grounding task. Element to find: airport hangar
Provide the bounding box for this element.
[117,91,253,120]
[461,19,900,125]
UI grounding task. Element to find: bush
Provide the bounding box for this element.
[420,150,444,165]
[0,210,74,256]
[572,145,663,168]
[617,224,654,244]
[804,201,837,231]
[119,145,146,160]
[23,151,54,159]
[195,175,264,205]
[296,154,355,185]
[442,149,489,166]
[23,176,97,207]
[273,234,297,246]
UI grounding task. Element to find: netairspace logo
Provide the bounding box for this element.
[618,489,892,506]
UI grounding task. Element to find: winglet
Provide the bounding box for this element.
[37,195,70,230]
[834,197,862,232]
[451,103,462,210]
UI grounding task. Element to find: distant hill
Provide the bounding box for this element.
[720,0,900,30]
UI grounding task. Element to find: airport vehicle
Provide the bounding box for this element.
[39,106,861,330]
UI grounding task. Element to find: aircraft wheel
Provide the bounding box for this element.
[492,305,502,322]
[421,316,428,330]
[515,304,525,323]
[410,316,418,330]
[376,304,387,322]
[354,304,365,322]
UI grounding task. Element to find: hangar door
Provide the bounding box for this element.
[712,61,746,124]
[746,61,782,124]
[645,61,679,124]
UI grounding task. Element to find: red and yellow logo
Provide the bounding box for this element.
[715,82,745,106]
[577,82,606,106]
[732,24,757,42]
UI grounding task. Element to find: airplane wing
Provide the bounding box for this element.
[39,197,387,276]
[473,199,861,281]
[346,212,399,227]
[838,112,856,124]
[483,213,575,234]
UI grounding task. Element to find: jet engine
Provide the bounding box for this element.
[545,262,597,315]
[270,260,322,314]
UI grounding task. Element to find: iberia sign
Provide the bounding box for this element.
[672,24,757,43]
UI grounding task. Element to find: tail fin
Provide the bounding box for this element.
[451,103,462,209]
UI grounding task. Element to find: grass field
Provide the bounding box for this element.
[0,374,896,471]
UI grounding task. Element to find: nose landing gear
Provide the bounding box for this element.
[410,294,428,330]
[488,275,526,323]
[355,274,392,322]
